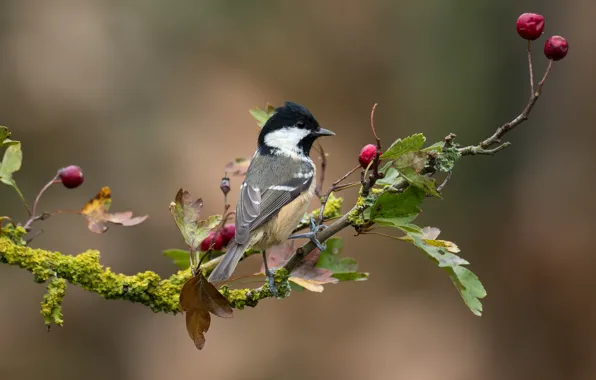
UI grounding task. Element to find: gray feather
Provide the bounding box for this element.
[208,152,314,282]
[208,240,248,282]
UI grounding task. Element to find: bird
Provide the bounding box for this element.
[208,101,335,293]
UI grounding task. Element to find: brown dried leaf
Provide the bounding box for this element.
[224,158,251,176]
[287,277,327,292]
[80,187,148,233]
[185,308,210,350]
[179,272,233,350]
[201,277,234,319]
[260,242,338,291]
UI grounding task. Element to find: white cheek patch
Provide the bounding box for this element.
[264,127,310,152]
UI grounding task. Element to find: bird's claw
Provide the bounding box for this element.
[310,217,327,233]
[288,218,328,251]
[265,268,278,298]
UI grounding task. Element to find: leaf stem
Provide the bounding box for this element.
[12,182,32,216]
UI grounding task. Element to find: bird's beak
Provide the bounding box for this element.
[314,127,335,137]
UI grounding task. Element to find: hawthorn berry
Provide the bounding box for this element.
[212,232,226,250]
[544,35,569,61]
[359,144,378,169]
[221,224,236,244]
[516,13,545,40]
[58,165,84,189]
[200,232,214,251]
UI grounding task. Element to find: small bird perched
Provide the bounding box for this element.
[208,102,334,291]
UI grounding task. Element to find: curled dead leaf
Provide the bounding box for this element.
[80,187,148,233]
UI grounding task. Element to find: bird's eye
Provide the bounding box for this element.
[296,121,305,127]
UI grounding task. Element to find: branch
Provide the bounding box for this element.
[458,45,554,156]
[0,236,188,314]
[0,197,347,316]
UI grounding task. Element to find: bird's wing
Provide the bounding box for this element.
[234,155,314,245]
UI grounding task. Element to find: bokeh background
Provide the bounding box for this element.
[0,1,592,379]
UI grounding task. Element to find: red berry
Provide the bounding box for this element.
[212,232,226,250]
[544,35,568,61]
[58,165,84,189]
[359,144,378,169]
[516,13,545,40]
[200,232,214,251]
[221,224,236,244]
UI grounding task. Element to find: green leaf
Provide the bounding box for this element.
[375,219,423,233]
[421,141,445,153]
[316,238,368,281]
[403,231,486,316]
[370,186,425,223]
[379,161,393,173]
[448,266,486,316]
[376,167,399,185]
[0,127,19,148]
[163,249,191,270]
[397,167,440,197]
[332,272,369,281]
[169,189,222,250]
[0,142,27,205]
[0,126,8,142]
[0,143,22,180]
[249,104,276,128]
[381,133,426,160]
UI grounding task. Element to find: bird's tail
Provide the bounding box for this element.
[208,240,247,282]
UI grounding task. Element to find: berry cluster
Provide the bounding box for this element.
[516,13,568,61]
[200,224,235,251]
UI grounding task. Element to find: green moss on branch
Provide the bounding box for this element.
[41,277,66,326]
[0,234,288,319]
[0,236,187,313]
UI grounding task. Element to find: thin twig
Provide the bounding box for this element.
[333,181,360,192]
[458,58,554,156]
[317,165,360,223]
[436,171,453,193]
[527,40,535,95]
[314,143,327,198]
[370,103,382,180]
[536,59,553,94]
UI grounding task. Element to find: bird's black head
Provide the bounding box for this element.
[258,101,334,156]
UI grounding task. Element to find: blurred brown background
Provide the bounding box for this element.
[0,1,592,379]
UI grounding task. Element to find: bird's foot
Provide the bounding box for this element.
[288,217,327,251]
[265,267,278,298]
